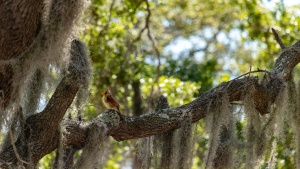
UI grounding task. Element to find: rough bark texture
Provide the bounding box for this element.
[0,40,86,168]
[0,64,13,108]
[108,76,285,141]
[61,66,288,142]
[0,0,43,108]
[0,0,42,60]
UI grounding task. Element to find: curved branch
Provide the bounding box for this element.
[63,40,300,145]
[0,39,89,167]
[271,28,285,49]
[63,76,282,143]
[271,41,300,80]
[108,77,283,141]
[41,40,89,125]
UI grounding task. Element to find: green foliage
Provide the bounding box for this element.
[103,140,131,169]
[141,76,199,107]
[162,58,218,93]
[38,151,56,168]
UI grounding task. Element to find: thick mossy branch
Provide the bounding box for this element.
[62,76,286,145]
[78,39,297,167]
[0,39,88,166]
[108,78,284,141]
[61,41,300,145]
[41,40,88,125]
[270,41,300,80]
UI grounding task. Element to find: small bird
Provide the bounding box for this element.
[102,89,122,117]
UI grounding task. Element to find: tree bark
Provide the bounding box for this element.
[0,39,88,168]
[61,40,300,161]
[0,0,43,108]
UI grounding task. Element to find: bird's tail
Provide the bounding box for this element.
[116,106,123,120]
[116,106,121,113]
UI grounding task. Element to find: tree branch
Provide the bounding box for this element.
[0,39,89,167]
[107,78,283,141]
[41,40,89,125]
[62,39,300,146]
[270,41,300,80]
[61,76,280,144]
[271,28,285,49]
[133,0,152,43]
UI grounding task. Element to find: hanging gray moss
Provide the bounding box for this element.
[204,91,234,169]
[74,121,109,169]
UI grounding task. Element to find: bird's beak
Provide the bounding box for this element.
[102,90,108,95]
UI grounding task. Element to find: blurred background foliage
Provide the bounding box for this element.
[38,0,300,168]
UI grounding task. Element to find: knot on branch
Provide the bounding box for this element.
[97,109,122,127]
[155,95,170,111]
[62,120,87,150]
[271,41,300,80]
[294,41,300,48]
[252,77,286,115]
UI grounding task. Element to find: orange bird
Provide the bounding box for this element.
[102,89,122,115]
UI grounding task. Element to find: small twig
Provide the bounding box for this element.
[3,116,29,166]
[134,0,161,97]
[133,0,151,43]
[145,0,161,96]
[271,28,285,49]
[227,69,270,89]
[247,66,252,78]
[148,32,161,97]
[133,27,147,44]
[98,0,116,37]
[231,69,270,81]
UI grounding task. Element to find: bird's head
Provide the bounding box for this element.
[102,89,111,96]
